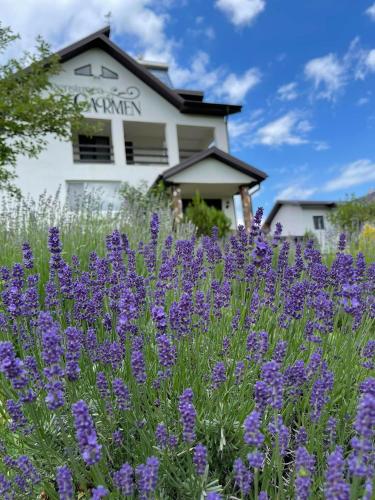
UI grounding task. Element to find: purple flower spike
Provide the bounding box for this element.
[156,334,176,369]
[211,362,226,389]
[243,411,264,447]
[193,443,207,475]
[0,341,28,390]
[233,458,252,495]
[155,423,168,449]
[72,400,101,466]
[56,465,74,500]
[295,447,315,500]
[131,340,147,384]
[113,378,131,411]
[91,486,108,499]
[113,463,134,496]
[324,446,350,500]
[136,456,159,500]
[178,388,197,443]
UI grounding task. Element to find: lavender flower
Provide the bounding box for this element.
[193,443,207,475]
[0,341,28,390]
[113,378,131,411]
[56,465,74,500]
[233,458,252,495]
[91,486,108,499]
[155,423,168,449]
[64,327,82,381]
[211,362,226,389]
[72,400,101,466]
[243,411,264,447]
[22,242,34,269]
[235,361,245,385]
[295,447,315,500]
[136,456,159,500]
[324,446,350,500]
[178,388,197,443]
[206,493,222,500]
[261,360,284,410]
[348,389,375,478]
[156,334,176,369]
[131,340,147,384]
[113,463,134,496]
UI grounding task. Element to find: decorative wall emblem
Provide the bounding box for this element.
[57,84,142,116]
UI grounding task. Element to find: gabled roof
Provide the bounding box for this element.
[56,26,241,117]
[264,199,337,227]
[154,147,268,186]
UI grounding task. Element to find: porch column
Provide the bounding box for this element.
[171,184,183,226]
[239,185,252,232]
[165,124,180,166]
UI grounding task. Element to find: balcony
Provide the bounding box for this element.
[124,121,168,166]
[125,144,168,165]
[73,141,114,163]
[73,119,114,163]
[177,125,215,162]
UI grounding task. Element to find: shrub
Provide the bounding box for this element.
[185,192,231,238]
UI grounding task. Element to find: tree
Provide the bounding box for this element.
[0,23,88,196]
[328,195,375,236]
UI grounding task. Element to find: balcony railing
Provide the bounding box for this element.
[125,145,169,165]
[73,143,114,163]
[179,149,202,161]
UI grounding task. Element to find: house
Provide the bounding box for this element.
[13,26,268,229]
[263,200,337,249]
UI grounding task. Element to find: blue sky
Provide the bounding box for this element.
[2,0,375,215]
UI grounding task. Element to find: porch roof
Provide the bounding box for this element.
[154,147,268,189]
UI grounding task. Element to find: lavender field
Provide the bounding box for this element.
[0,199,374,499]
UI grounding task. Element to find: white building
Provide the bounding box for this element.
[13,26,268,229]
[264,200,337,250]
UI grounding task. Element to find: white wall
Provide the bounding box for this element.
[13,47,230,203]
[269,205,335,251]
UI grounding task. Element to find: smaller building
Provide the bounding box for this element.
[264,200,337,250]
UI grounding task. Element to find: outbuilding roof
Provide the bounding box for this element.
[56,26,241,117]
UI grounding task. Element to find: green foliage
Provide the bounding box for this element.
[185,192,231,238]
[0,23,88,197]
[328,194,375,235]
[119,180,169,213]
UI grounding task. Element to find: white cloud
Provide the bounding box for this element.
[216,68,261,102]
[169,51,222,90]
[314,141,330,151]
[253,111,311,147]
[366,2,375,21]
[366,49,375,71]
[0,0,176,62]
[228,120,251,138]
[276,184,316,200]
[277,82,298,101]
[357,96,370,106]
[323,159,375,191]
[215,0,266,27]
[304,53,346,100]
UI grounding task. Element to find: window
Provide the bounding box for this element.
[101,66,118,79]
[66,181,122,211]
[74,64,92,76]
[313,215,325,230]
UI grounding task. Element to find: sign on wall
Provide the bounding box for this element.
[57,84,142,116]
